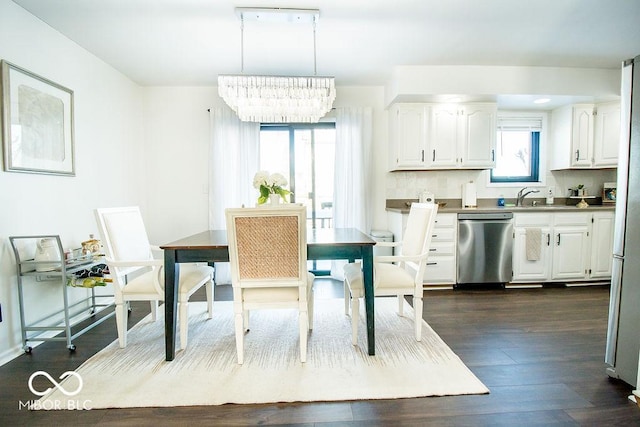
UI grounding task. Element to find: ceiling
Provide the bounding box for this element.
[12,0,640,107]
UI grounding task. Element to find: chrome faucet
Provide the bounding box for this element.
[516,187,540,206]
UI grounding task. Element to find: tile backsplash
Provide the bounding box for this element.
[386,168,617,200]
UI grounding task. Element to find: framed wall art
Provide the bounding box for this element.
[1,60,75,176]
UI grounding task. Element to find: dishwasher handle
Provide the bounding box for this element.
[458,212,513,221]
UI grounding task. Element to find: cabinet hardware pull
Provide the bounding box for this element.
[422,150,424,162]
[556,234,561,245]
[546,233,550,246]
[575,149,580,161]
[491,149,495,162]
[427,262,437,266]
[429,248,437,252]
[432,149,435,162]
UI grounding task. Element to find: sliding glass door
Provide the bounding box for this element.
[260,123,336,273]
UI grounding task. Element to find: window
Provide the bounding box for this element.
[490,116,542,184]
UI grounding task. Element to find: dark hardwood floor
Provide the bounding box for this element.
[1,280,639,426]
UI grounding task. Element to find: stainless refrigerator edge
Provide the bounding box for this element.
[605,55,640,387]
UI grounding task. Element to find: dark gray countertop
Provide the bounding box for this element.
[386,198,615,214]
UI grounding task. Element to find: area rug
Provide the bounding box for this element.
[37,298,488,409]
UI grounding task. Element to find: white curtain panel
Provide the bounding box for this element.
[331,107,374,280]
[209,107,260,284]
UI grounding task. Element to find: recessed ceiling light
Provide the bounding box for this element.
[534,98,551,104]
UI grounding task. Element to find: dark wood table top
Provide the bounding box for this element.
[160,227,376,250]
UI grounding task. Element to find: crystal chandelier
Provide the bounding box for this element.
[218,8,336,123]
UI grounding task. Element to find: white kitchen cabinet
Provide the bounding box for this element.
[550,104,594,169]
[512,211,611,284]
[427,103,496,169]
[512,214,552,282]
[388,104,428,170]
[551,102,620,169]
[423,213,457,284]
[389,102,496,171]
[551,224,590,280]
[387,210,457,285]
[590,211,615,278]
[428,105,459,167]
[593,102,621,167]
[460,104,498,167]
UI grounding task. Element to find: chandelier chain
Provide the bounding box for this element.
[240,15,244,74]
[313,16,317,76]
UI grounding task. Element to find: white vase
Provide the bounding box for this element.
[269,194,281,205]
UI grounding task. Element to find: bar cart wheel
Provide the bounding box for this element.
[24,346,32,354]
[68,344,76,352]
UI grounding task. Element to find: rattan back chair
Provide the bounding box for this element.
[225,205,314,364]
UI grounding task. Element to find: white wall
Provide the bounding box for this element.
[386,65,620,106]
[141,87,220,244]
[0,1,144,364]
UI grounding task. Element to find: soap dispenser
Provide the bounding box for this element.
[545,189,554,205]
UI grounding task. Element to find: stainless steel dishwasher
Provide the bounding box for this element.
[457,212,513,286]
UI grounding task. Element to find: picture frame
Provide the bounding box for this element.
[1,60,75,176]
[603,182,616,204]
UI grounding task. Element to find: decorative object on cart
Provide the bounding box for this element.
[217,8,335,123]
[34,237,61,272]
[253,170,292,205]
[9,235,115,353]
[67,264,111,288]
[81,234,102,255]
[1,60,75,175]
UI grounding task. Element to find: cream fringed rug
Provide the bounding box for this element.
[38,298,488,409]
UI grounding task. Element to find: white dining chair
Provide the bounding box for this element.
[94,206,214,350]
[343,202,438,344]
[225,205,314,364]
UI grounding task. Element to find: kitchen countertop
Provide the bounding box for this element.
[386,198,616,214]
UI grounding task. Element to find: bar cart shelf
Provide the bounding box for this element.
[9,235,115,353]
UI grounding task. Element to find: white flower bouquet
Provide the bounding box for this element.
[253,170,292,204]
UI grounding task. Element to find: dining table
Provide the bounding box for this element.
[160,227,376,361]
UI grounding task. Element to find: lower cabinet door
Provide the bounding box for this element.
[423,256,456,284]
[512,227,552,282]
[551,226,590,280]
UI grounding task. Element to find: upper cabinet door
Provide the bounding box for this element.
[428,105,459,168]
[389,104,428,170]
[460,104,497,168]
[571,105,594,167]
[593,101,621,167]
